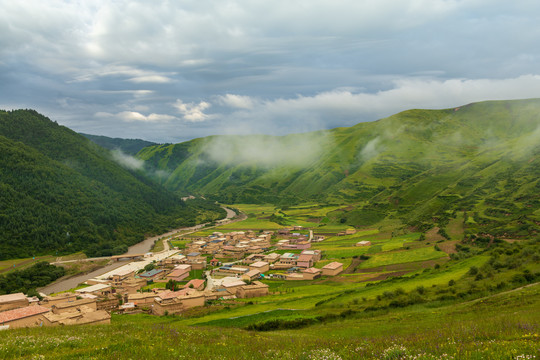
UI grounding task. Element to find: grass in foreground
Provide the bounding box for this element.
[0,284,537,359]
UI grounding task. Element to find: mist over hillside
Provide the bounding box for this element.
[0,110,224,260]
[137,99,540,238]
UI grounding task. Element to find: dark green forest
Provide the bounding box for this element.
[0,262,65,296]
[0,110,225,260]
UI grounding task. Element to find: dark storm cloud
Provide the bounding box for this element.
[1,0,540,143]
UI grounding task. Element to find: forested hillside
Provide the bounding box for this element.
[138,99,540,239]
[0,110,224,260]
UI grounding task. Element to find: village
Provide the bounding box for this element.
[0,226,366,330]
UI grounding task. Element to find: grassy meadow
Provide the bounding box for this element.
[0,283,537,359]
[2,202,538,359]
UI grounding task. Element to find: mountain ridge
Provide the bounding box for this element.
[136,99,540,237]
[0,110,224,260]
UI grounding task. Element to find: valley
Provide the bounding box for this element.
[0,201,538,359]
[0,101,538,359]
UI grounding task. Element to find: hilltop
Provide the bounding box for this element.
[138,99,540,239]
[0,110,225,260]
[80,133,158,156]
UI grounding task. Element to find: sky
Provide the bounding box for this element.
[1,0,540,143]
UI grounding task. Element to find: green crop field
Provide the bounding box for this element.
[358,246,448,269]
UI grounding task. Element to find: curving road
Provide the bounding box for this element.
[40,205,241,294]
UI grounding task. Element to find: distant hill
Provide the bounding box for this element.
[0,110,224,260]
[137,99,540,238]
[80,133,157,155]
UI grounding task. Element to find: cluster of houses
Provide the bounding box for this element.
[0,225,350,330]
[192,229,342,282]
[0,291,110,330]
[184,230,273,260]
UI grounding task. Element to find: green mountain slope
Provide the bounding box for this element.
[80,133,157,155]
[137,99,540,238]
[0,110,224,260]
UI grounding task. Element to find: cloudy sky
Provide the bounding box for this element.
[1,0,540,143]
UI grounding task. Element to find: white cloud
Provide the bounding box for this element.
[229,74,540,123]
[216,94,256,109]
[2,1,540,141]
[87,90,154,97]
[71,65,174,83]
[173,99,212,122]
[126,75,173,83]
[201,132,331,167]
[95,111,176,122]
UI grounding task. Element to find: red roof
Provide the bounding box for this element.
[184,279,205,289]
[168,268,190,277]
[0,305,50,323]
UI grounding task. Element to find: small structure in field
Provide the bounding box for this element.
[356,240,371,247]
[236,281,269,298]
[321,262,344,276]
[302,267,322,280]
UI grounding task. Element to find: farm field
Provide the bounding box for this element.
[1,201,537,360]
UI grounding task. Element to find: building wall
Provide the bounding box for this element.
[152,301,184,316]
[167,272,189,282]
[97,299,119,311]
[2,314,48,329]
[127,294,156,305]
[0,299,28,312]
[302,272,321,280]
[53,301,97,314]
[237,287,269,298]
[322,267,343,276]
[181,295,205,309]
[190,261,207,270]
[41,295,78,308]
[249,264,269,273]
